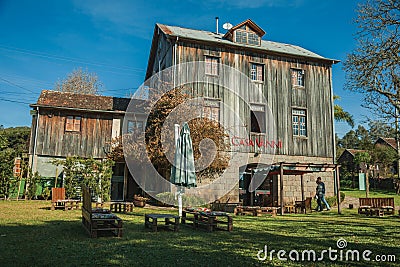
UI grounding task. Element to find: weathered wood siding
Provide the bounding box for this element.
[35,109,113,158]
[154,36,334,159]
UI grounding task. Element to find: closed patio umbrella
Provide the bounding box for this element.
[171,122,196,216]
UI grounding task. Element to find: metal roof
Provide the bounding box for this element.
[157,23,338,63]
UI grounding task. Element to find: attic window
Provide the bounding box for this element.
[234,25,260,46]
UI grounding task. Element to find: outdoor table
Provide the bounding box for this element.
[182,210,233,232]
[109,202,134,213]
[145,214,180,232]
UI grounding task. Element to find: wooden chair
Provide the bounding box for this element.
[51,188,65,210]
[295,197,312,214]
[81,186,123,238]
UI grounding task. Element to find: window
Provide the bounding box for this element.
[65,116,81,132]
[202,99,220,122]
[250,105,266,133]
[127,120,143,133]
[205,56,219,75]
[251,63,264,82]
[234,26,261,45]
[292,109,307,137]
[291,69,305,87]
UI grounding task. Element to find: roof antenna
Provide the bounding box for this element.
[215,17,219,34]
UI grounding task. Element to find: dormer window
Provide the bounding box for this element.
[234,25,260,45]
[223,19,265,46]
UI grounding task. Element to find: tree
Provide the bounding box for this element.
[334,95,354,127]
[344,0,400,118]
[55,68,102,95]
[116,86,230,188]
[0,127,30,199]
[52,157,114,201]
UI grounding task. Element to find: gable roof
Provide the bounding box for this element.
[223,19,266,38]
[375,137,397,150]
[155,22,338,63]
[31,90,146,113]
[337,149,366,163]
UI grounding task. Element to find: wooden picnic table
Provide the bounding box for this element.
[145,214,180,232]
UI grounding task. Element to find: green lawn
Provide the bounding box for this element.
[0,200,399,266]
[342,188,400,206]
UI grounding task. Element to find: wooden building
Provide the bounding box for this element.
[29,90,146,201]
[144,19,339,208]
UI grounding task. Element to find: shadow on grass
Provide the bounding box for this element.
[0,212,399,267]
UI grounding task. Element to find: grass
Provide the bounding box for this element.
[342,188,400,206]
[0,200,399,266]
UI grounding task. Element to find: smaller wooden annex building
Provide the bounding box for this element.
[28,90,146,201]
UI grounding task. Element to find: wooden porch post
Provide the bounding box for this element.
[300,174,305,202]
[335,165,341,214]
[280,162,284,215]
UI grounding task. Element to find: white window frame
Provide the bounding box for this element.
[251,63,264,82]
[292,109,307,137]
[291,69,305,87]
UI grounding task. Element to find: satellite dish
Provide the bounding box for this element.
[223,22,233,30]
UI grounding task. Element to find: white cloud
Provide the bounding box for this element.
[206,0,304,9]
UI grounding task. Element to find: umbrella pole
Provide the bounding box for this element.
[178,186,183,217]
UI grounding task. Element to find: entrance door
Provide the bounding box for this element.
[111,163,125,201]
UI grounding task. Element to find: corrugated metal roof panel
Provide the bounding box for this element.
[157,23,337,62]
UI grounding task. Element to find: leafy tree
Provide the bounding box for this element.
[371,145,398,177]
[368,120,396,141]
[55,68,102,95]
[334,95,354,127]
[0,127,30,199]
[0,148,16,199]
[344,0,400,119]
[25,169,42,200]
[52,157,114,201]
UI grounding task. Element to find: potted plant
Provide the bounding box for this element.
[133,195,148,207]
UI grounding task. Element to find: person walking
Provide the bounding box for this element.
[315,177,330,211]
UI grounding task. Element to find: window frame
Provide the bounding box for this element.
[291,68,305,88]
[250,104,266,134]
[127,120,144,133]
[65,115,81,132]
[234,25,261,46]
[205,56,219,76]
[202,98,221,123]
[292,109,307,137]
[250,63,264,82]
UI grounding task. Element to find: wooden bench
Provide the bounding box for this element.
[234,206,261,216]
[358,197,395,216]
[182,210,233,232]
[145,214,180,232]
[234,206,278,216]
[81,186,123,238]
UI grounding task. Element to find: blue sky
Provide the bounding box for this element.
[0,0,365,136]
